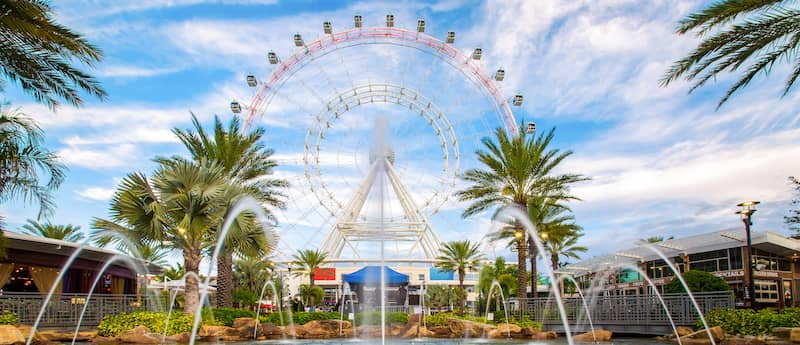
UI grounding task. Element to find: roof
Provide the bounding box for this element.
[562,228,800,275]
[343,265,409,284]
[3,230,163,274]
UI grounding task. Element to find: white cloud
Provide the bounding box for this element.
[57,144,139,169]
[76,186,116,201]
[98,65,182,78]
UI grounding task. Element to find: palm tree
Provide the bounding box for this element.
[167,114,287,308]
[661,0,800,108]
[21,219,83,242]
[642,235,674,243]
[544,233,587,275]
[290,249,328,286]
[163,264,185,281]
[435,240,485,315]
[233,256,272,296]
[425,285,458,312]
[92,159,229,314]
[457,125,587,301]
[297,284,323,309]
[0,0,106,109]
[0,107,65,218]
[477,257,517,312]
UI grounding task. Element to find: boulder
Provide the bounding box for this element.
[261,323,283,337]
[772,328,800,343]
[197,325,234,338]
[532,331,558,340]
[0,325,25,345]
[39,330,96,342]
[232,317,257,329]
[447,319,494,337]
[166,332,191,343]
[679,327,695,337]
[118,326,160,344]
[573,329,613,342]
[13,325,39,345]
[90,335,117,344]
[295,320,348,339]
[684,327,725,342]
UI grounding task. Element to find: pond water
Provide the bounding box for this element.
[244,338,672,345]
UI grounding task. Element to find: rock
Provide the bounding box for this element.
[683,327,725,342]
[232,317,257,329]
[13,325,40,345]
[295,320,348,339]
[773,328,800,343]
[447,319,494,337]
[678,327,695,337]
[39,330,96,342]
[197,325,234,338]
[532,331,558,340]
[90,335,117,344]
[573,329,613,342]
[0,325,25,345]
[166,332,191,343]
[118,326,160,344]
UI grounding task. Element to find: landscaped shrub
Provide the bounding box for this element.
[424,312,455,327]
[664,270,730,293]
[97,310,197,336]
[701,308,800,336]
[211,308,255,327]
[354,311,408,325]
[259,311,341,326]
[0,310,16,325]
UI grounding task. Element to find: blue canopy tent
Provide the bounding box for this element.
[342,266,409,285]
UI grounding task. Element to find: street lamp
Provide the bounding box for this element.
[736,200,760,308]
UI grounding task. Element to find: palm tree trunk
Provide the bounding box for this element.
[458,273,465,316]
[216,249,233,308]
[516,234,527,300]
[551,253,559,296]
[529,237,537,300]
[184,249,202,315]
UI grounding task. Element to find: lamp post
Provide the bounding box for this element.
[736,200,760,308]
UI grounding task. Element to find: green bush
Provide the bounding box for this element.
[701,308,800,336]
[97,310,197,337]
[424,312,455,327]
[259,311,341,326]
[354,311,408,325]
[211,308,255,327]
[0,310,17,325]
[664,270,730,293]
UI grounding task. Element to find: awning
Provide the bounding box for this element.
[342,266,408,284]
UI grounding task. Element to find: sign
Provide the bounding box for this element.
[429,268,454,281]
[313,268,336,281]
[486,313,494,321]
[754,271,779,278]
[713,270,744,278]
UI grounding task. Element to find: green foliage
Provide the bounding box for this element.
[354,311,408,325]
[0,310,17,325]
[211,308,255,327]
[97,310,196,337]
[232,289,258,308]
[702,308,800,336]
[259,311,341,326]
[664,270,730,293]
[424,312,456,327]
[511,318,542,330]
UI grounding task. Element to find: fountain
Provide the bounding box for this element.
[254,279,293,340]
[482,280,511,339]
[557,275,595,343]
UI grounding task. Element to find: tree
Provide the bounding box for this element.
[0,0,106,109]
[168,114,287,308]
[424,284,458,311]
[297,284,323,308]
[163,264,185,281]
[457,125,586,300]
[477,257,517,312]
[663,270,730,293]
[91,225,169,266]
[0,107,65,218]
[290,249,328,287]
[785,176,800,237]
[232,256,272,297]
[21,219,83,242]
[661,0,800,108]
[544,233,586,276]
[643,235,674,243]
[92,159,229,314]
[435,240,485,314]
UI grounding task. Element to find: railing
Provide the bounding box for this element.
[525,291,734,333]
[0,292,161,328]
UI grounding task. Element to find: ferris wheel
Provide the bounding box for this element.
[230,14,530,262]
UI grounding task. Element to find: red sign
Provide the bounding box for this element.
[314,268,336,281]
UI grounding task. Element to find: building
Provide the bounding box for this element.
[0,230,162,296]
[561,228,800,308]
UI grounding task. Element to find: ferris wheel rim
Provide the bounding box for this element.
[303,82,460,217]
[243,25,519,134]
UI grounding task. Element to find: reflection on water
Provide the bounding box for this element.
[242,337,672,345]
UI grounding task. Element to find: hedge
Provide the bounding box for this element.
[701,308,800,336]
[259,311,341,326]
[97,310,197,337]
[210,308,255,327]
[0,311,16,325]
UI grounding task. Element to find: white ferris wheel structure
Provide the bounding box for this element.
[230,14,532,265]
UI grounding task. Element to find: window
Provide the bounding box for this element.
[418,274,425,281]
[729,248,743,269]
[754,280,779,303]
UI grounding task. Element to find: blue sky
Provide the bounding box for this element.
[3,0,800,271]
